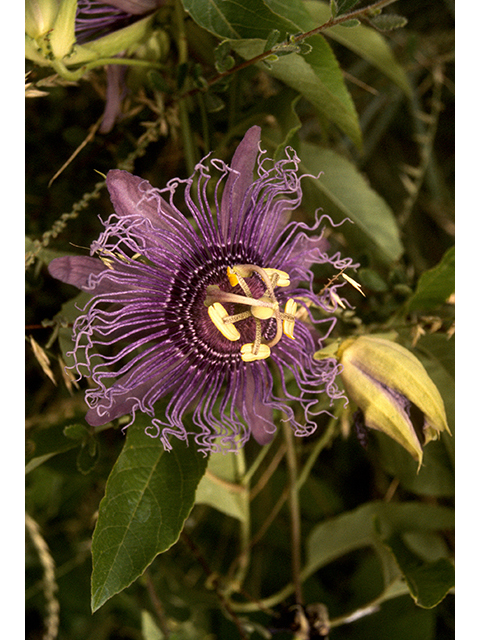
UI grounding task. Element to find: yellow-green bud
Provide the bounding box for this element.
[336,335,450,468]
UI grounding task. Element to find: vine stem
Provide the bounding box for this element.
[283,421,304,606]
[181,532,250,640]
[144,570,171,638]
[229,416,341,614]
[174,0,198,175]
[296,412,340,491]
[181,0,400,99]
[224,447,252,597]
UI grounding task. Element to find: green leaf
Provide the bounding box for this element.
[303,1,411,96]
[91,421,208,612]
[267,90,303,159]
[334,0,361,16]
[230,37,362,148]
[407,246,455,312]
[339,19,360,27]
[180,0,299,40]
[263,0,322,27]
[25,422,84,474]
[262,0,410,95]
[384,532,454,608]
[358,267,389,292]
[373,430,454,497]
[195,451,249,521]
[76,436,100,475]
[304,501,454,580]
[298,142,404,264]
[264,28,282,51]
[370,14,408,32]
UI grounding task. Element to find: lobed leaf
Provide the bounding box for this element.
[91,421,208,612]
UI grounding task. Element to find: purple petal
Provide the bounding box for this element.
[85,378,156,426]
[48,256,107,291]
[103,0,164,14]
[99,64,128,134]
[106,170,196,236]
[220,126,261,239]
[239,367,277,445]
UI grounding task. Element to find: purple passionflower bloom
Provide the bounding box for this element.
[49,126,355,453]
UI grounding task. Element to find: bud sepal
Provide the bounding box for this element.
[328,335,450,467]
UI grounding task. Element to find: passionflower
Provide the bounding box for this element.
[49,126,355,453]
[332,335,451,466]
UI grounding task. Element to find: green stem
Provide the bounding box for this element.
[242,440,274,487]
[174,0,198,175]
[296,413,340,491]
[224,448,251,596]
[283,421,303,605]
[230,412,341,613]
[51,57,162,82]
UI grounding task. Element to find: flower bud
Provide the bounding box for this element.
[335,335,450,467]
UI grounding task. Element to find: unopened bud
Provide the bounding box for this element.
[335,335,450,467]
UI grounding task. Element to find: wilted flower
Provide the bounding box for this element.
[26,0,163,64]
[49,126,355,453]
[333,335,450,466]
[26,0,78,62]
[26,0,166,131]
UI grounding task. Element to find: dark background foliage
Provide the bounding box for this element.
[26,1,454,638]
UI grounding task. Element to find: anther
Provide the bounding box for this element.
[226,266,240,287]
[241,343,271,362]
[263,268,290,287]
[282,299,297,339]
[208,303,241,341]
[227,265,253,288]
